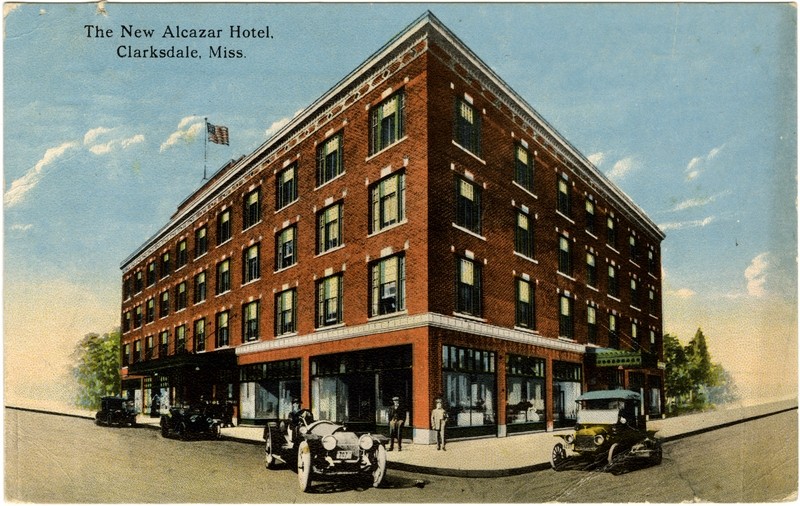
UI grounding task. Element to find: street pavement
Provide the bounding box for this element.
[15,398,796,478]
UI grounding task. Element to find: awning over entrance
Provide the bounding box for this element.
[126,348,237,375]
[586,348,658,368]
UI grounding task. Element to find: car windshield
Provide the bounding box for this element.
[308,421,342,436]
[576,408,619,425]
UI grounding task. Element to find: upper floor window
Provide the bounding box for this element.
[630,278,639,307]
[159,290,169,317]
[243,244,260,283]
[275,226,297,270]
[275,289,296,336]
[218,209,232,244]
[587,306,598,344]
[175,325,186,353]
[606,216,617,248]
[456,178,481,234]
[123,278,132,300]
[318,203,343,253]
[176,239,188,269]
[629,235,638,262]
[195,226,208,258]
[515,212,534,258]
[370,91,405,154]
[371,254,405,316]
[133,340,142,363]
[123,310,132,333]
[586,252,598,288]
[608,264,619,297]
[160,252,171,278]
[317,133,343,186]
[515,278,535,329]
[558,235,572,276]
[648,250,657,275]
[175,282,187,311]
[194,318,206,353]
[122,343,131,366]
[456,257,482,317]
[216,259,231,294]
[194,271,206,303]
[649,289,657,314]
[146,262,156,286]
[371,172,405,233]
[134,305,143,328]
[276,164,297,210]
[557,175,571,217]
[145,298,155,323]
[317,274,343,328]
[585,199,596,235]
[216,311,230,348]
[134,271,143,293]
[631,322,640,350]
[243,189,261,230]
[514,144,533,190]
[243,300,260,342]
[559,295,573,339]
[158,330,169,357]
[454,98,480,156]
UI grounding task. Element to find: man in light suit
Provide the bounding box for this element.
[430,397,448,451]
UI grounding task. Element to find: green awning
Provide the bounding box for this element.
[588,348,644,368]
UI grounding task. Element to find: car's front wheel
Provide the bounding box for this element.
[371,444,387,487]
[550,442,568,471]
[265,430,277,469]
[297,441,313,492]
[160,418,170,438]
[607,443,620,466]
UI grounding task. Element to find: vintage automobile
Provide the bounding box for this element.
[160,403,222,440]
[95,396,137,427]
[550,389,662,472]
[263,410,388,492]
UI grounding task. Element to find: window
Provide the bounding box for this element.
[516,278,535,329]
[514,144,532,190]
[559,295,573,339]
[175,325,186,353]
[515,212,533,258]
[195,226,208,257]
[159,330,169,357]
[587,306,597,344]
[457,257,482,316]
[317,274,343,327]
[122,343,131,366]
[216,311,230,348]
[608,264,619,297]
[194,319,206,352]
[176,239,188,268]
[217,209,232,244]
[371,255,405,316]
[146,262,156,286]
[160,252,171,278]
[371,173,405,233]
[609,314,619,348]
[317,132,343,186]
[630,278,639,307]
[133,340,141,363]
[275,290,296,336]
[586,252,598,287]
[194,271,206,303]
[607,216,617,248]
[276,164,297,210]
[454,98,480,155]
[123,278,132,300]
[649,289,657,314]
[134,305,143,328]
[159,290,169,317]
[243,244,260,283]
[370,91,405,154]
[123,311,131,332]
[558,235,572,276]
[631,322,640,350]
[145,335,155,360]
[242,300,259,342]
[175,282,187,310]
[442,345,496,428]
[648,250,657,274]
[557,175,570,217]
[216,259,231,294]
[275,226,297,270]
[650,329,657,352]
[629,235,638,262]
[585,199,596,235]
[134,271,143,293]
[243,189,261,229]
[318,203,343,253]
[456,178,481,234]
[146,298,155,323]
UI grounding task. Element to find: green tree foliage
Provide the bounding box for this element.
[72,330,121,410]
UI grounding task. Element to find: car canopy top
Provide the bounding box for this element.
[575,389,641,402]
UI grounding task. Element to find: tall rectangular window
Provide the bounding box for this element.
[631,322,640,350]
[134,305,143,328]
[557,175,571,217]
[454,98,480,155]
[160,252,171,278]
[176,239,188,268]
[371,255,405,316]
[515,212,533,258]
[133,340,141,363]
[607,216,617,248]
[243,244,260,283]
[317,274,343,327]
[175,282,187,310]
[159,330,169,357]
[370,92,405,154]
[145,335,155,360]
[175,324,186,353]
[195,227,208,258]
[216,259,231,294]
[587,306,597,344]
[585,199,596,234]
[317,132,343,186]
[194,318,206,352]
[457,257,482,316]
[123,311,131,332]
[514,144,533,190]
[275,290,296,336]
[609,314,619,348]
[371,173,405,233]
[275,226,297,270]
[515,278,535,329]
[194,271,206,303]
[243,189,261,229]
[122,343,131,366]
[216,311,230,348]
[217,209,232,244]
[630,278,639,307]
[629,235,638,262]
[276,164,297,210]
[134,271,143,293]
[318,203,343,253]
[243,300,260,342]
[608,265,619,297]
[159,291,169,318]
[559,295,573,339]
[649,289,657,314]
[146,298,155,323]
[558,235,572,276]
[586,252,598,287]
[147,262,156,286]
[648,250,657,275]
[456,178,481,234]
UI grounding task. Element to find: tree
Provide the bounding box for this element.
[663,333,693,406]
[72,330,121,410]
[704,364,740,405]
[686,328,716,388]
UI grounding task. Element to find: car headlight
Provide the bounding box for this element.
[358,435,374,450]
[322,435,337,451]
[565,434,575,444]
[594,434,605,446]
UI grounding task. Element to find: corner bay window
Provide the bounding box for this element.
[317,274,343,327]
[371,255,405,316]
[244,300,260,342]
[456,178,481,234]
[454,98,480,156]
[317,133,343,186]
[370,92,405,154]
[371,173,405,233]
[276,164,298,210]
[457,257,482,317]
[442,345,496,428]
[275,289,296,336]
[318,204,342,253]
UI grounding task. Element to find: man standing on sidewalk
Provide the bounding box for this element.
[388,396,406,451]
[431,397,448,451]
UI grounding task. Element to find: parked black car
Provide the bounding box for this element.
[95,396,137,427]
[160,403,222,440]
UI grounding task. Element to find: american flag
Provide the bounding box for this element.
[207,122,229,145]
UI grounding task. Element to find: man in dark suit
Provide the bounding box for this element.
[387,396,406,451]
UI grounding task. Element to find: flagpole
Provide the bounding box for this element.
[203,117,208,180]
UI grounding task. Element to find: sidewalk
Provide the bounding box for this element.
[128,398,796,477]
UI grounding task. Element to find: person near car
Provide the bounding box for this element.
[430,397,448,451]
[387,396,406,451]
[150,393,160,418]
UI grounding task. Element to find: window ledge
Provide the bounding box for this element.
[369,220,408,238]
[195,252,208,261]
[585,230,598,240]
[513,251,538,264]
[217,238,232,247]
[242,278,261,287]
[631,305,641,312]
[274,264,297,275]
[275,200,299,214]
[315,323,346,332]
[452,223,486,241]
[606,244,620,254]
[316,244,346,258]
[276,332,298,339]
[215,290,231,298]
[648,313,660,320]
[453,312,487,323]
[365,136,408,162]
[648,272,659,280]
[629,260,641,268]
[242,221,262,233]
[607,295,621,302]
[555,210,575,224]
[368,310,408,322]
[451,140,486,165]
[513,326,540,335]
[512,181,537,199]
[315,172,346,191]
[587,285,599,292]
[557,271,576,282]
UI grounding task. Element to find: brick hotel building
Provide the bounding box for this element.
[119,12,665,443]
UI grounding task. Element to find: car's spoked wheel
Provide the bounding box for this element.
[179,422,189,441]
[265,430,276,469]
[604,442,622,471]
[550,442,568,471]
[297,441,313,492]
[371,444,387,487]
[160,419,169,438]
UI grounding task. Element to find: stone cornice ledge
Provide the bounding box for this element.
[236,312,585,356]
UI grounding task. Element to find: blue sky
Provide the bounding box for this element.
[4,2,796,408]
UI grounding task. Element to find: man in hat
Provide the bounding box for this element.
[387,396,406,451]
[430,397,448,450]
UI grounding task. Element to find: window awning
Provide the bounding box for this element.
[586,348,657,368]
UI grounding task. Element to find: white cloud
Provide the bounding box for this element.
[669,288,696,299]
[685,144,724,181]
[83,127,113,146]
[671,191,729,212]
[606,156,635,180]
[120,134,145,149]
[160,116,204,152]
[4,141,78,208]
[658,216,716,231]
[744,252,769,297]
[89,133,145,155]
[265,110,303,138]
[10,223,32,232]
[587,152,605,167]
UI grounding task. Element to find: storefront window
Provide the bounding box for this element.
[506,354,545,428]
[239,359,301,422]
[442,345,496,428]
[553,361,582,427]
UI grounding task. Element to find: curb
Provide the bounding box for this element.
[7,404,796,478]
